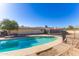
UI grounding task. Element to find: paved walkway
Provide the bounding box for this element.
[37,33,79,56]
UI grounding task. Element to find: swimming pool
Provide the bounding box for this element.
[0,36,57,52]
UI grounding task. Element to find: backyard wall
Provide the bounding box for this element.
[67,30,79,34]
[10,28,44,34]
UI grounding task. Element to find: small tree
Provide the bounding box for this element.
[44,25,49,34]
[43,29,48,34]
[67,25,74,30]
[0,19,19,35]
[45,25,48,28]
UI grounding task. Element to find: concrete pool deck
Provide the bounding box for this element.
[0,35,62,56]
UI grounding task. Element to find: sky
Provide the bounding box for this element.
[0,3,79,27]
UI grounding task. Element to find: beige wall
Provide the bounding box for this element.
[67,30,79,34]
[10,28,43,34]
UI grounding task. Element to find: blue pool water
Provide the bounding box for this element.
[0,36,56,52]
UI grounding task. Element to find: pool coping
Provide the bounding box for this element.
[0,35,62,56]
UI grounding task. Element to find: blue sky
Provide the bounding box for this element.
[0,3,79,27]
